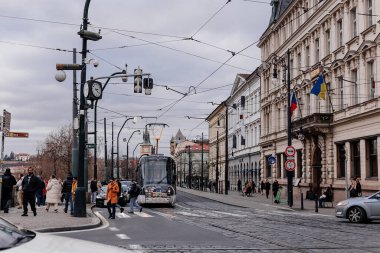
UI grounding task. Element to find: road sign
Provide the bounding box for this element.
[285,146,296,157]
[267,155,276,165]
[86,143,95,149]
[285,159,296,171]
[3,110,11,133]
[5,132,29,138]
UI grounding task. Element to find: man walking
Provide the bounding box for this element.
[21,167,40,216]
[62,173,73,215]
[265,179,271,199]
[1,168,17,213]
[90,178,98,204]
[128,182,142,214]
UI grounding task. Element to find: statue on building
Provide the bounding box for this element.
[270,0,279,24]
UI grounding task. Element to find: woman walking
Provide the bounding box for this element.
[45,175,62,212]
[15,174,24,209]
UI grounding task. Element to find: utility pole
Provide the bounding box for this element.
[201,132,204,191]
[187,145,192,189]
[111,122,114,178]
[216,130,219,194]
[224,103,229,195]
[104,118,108,182]
[287,49,294,207]
[71,48,79,178]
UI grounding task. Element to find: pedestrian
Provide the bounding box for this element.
[106,177,119,219]
[15,174,24,209]
[62,173,73,215]
[356,177,362,197]
[348,178,357,198]
[265,179,270,199]
[71,177,78,204]
[90,178,98,204]
[237,179,242,193]
[35,176,45,207]
[273,179,280,203]
[208,181,212,192]
[128,181,142,214]
[45,175,62,212]
[260,180,265,195]
[319,184,333,208]
[1,168,17,213]
[115,179,124,213]
[21,167,40,216]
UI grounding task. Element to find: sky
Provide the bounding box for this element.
[0,0,271,157]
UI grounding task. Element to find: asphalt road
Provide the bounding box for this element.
[53,191,380,253]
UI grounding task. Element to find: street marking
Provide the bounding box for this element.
[134,212,153,218]
[149,210,176,219]
[176,211,204,217]
[109,227,120,231]
[116,213,130,218]
[116,233,130,240]
[175,203,190,210]
[213,211,247,217]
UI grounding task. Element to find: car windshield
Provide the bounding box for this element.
[121,181,132,188]
[101,186,107,193]
[0,218,35,250]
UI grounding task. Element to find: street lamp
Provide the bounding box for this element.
[123,129,141,179]
[117,117,138,179]
[133,142,143,161]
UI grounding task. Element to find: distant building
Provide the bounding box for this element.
[170,129,186,155]
[15,153,30,162]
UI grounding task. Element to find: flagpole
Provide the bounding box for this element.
[287,49,293,207]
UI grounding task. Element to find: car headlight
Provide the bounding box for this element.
[337,200,349,206]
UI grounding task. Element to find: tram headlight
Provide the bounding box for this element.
[167,186,174,196]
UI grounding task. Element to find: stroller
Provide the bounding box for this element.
[274,186,282,203]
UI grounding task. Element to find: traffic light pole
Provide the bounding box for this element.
[287,49,294,207]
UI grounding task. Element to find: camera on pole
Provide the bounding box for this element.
[134,67,143,93]
[143,77,153,95]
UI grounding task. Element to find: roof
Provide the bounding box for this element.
[269,0,293,25]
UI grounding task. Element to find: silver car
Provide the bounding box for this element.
[336,191,380,223]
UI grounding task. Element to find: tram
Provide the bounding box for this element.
[136,155,176,206]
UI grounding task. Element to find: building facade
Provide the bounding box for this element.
[258,0,380,201]
[227,72,261,190]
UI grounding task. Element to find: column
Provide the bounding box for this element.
[377,136,380,182]
[326,133,334,183]
[280,153,284,179]
[345,142,352,180]
[359,139,366,179]
[321,136,327,184]
[306,138,312,183]
[333,142,338,180]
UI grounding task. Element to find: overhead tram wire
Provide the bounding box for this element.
[0,40,73,53]
[88,51,122,70]
[90,39,186,51]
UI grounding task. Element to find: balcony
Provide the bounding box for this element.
[292,113,333,137]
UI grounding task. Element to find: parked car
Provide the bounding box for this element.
[95,185,130,207]
[336,191,380,223]
[0,217,127,253]
[120,180,132,190]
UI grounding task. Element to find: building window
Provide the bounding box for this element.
[368,61,375,99]
[297,149,302,178]
[366,138,378,178]
[297,52,301,73]
[315,38,320,63]
[276,154,282,178]
[351,141,361,178]
[306,93,310,115]
[290,56,294,80]
[305,2,309,19]
[337,20,343,47]
[352,69,358,105]
[351,8,357,37]
[368,0,373,27]
[325,30,330,55]
[306,46,310,68]
[266,156,272,178]
[337,143,346,178]
[338,77,344,110]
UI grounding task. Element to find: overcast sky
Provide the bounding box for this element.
[0,0,271,157]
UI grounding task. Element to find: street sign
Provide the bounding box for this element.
[285,146,296,157]
[267,155,276,165]
[285,159,296,171]
[5,132,29,138]
[3,110,11,134]
[86,143,95,149]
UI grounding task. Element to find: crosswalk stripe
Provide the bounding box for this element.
[116,213,131,218]
[134,212,153,218]
[213,211,247,217]
[116,234,130,240]
[109,227,120,231]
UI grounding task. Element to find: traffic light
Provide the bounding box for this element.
[143,78,153,95]
[134,67,143,93]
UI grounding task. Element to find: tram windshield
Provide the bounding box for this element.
[142,157,175,185]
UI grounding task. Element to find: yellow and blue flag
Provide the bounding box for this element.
[311,74,326,100]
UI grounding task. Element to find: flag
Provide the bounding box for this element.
[290,92,298,117]
[311,74,326,99]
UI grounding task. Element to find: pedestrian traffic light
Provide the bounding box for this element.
[143,78,153,95]
[134,67,143,93]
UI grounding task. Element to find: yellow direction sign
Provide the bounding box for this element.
[6,132,29,138]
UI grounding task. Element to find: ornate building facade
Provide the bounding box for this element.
[258,0,380,200]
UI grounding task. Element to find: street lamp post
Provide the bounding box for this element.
[117,117,137,180]
[124,130,141,179]
[186,145,192,189]
[216,130,219,194]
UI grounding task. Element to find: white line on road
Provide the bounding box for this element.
[116,212,130,218]
[116,233,130,240]
[176,211,204,217]
[213,211,247,217]
[108,227,120,231]
[134,212,153,218]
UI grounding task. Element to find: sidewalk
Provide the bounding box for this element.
[178,187,336,216]
[0,204,101,232]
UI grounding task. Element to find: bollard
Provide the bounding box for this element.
[315,194,318,213]
[301,192,304,210]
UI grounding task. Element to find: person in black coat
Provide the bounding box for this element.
[21,167,40,216]
[1,168,17,213]
[62,173,73,214]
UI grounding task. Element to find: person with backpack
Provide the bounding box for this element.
[62,173,73,215]
[128,182,142,214]
[21,167,40,216]
[1,168,17,213]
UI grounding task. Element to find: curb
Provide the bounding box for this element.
[35,206,102,233]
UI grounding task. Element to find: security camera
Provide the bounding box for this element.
[92,59,99,67]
